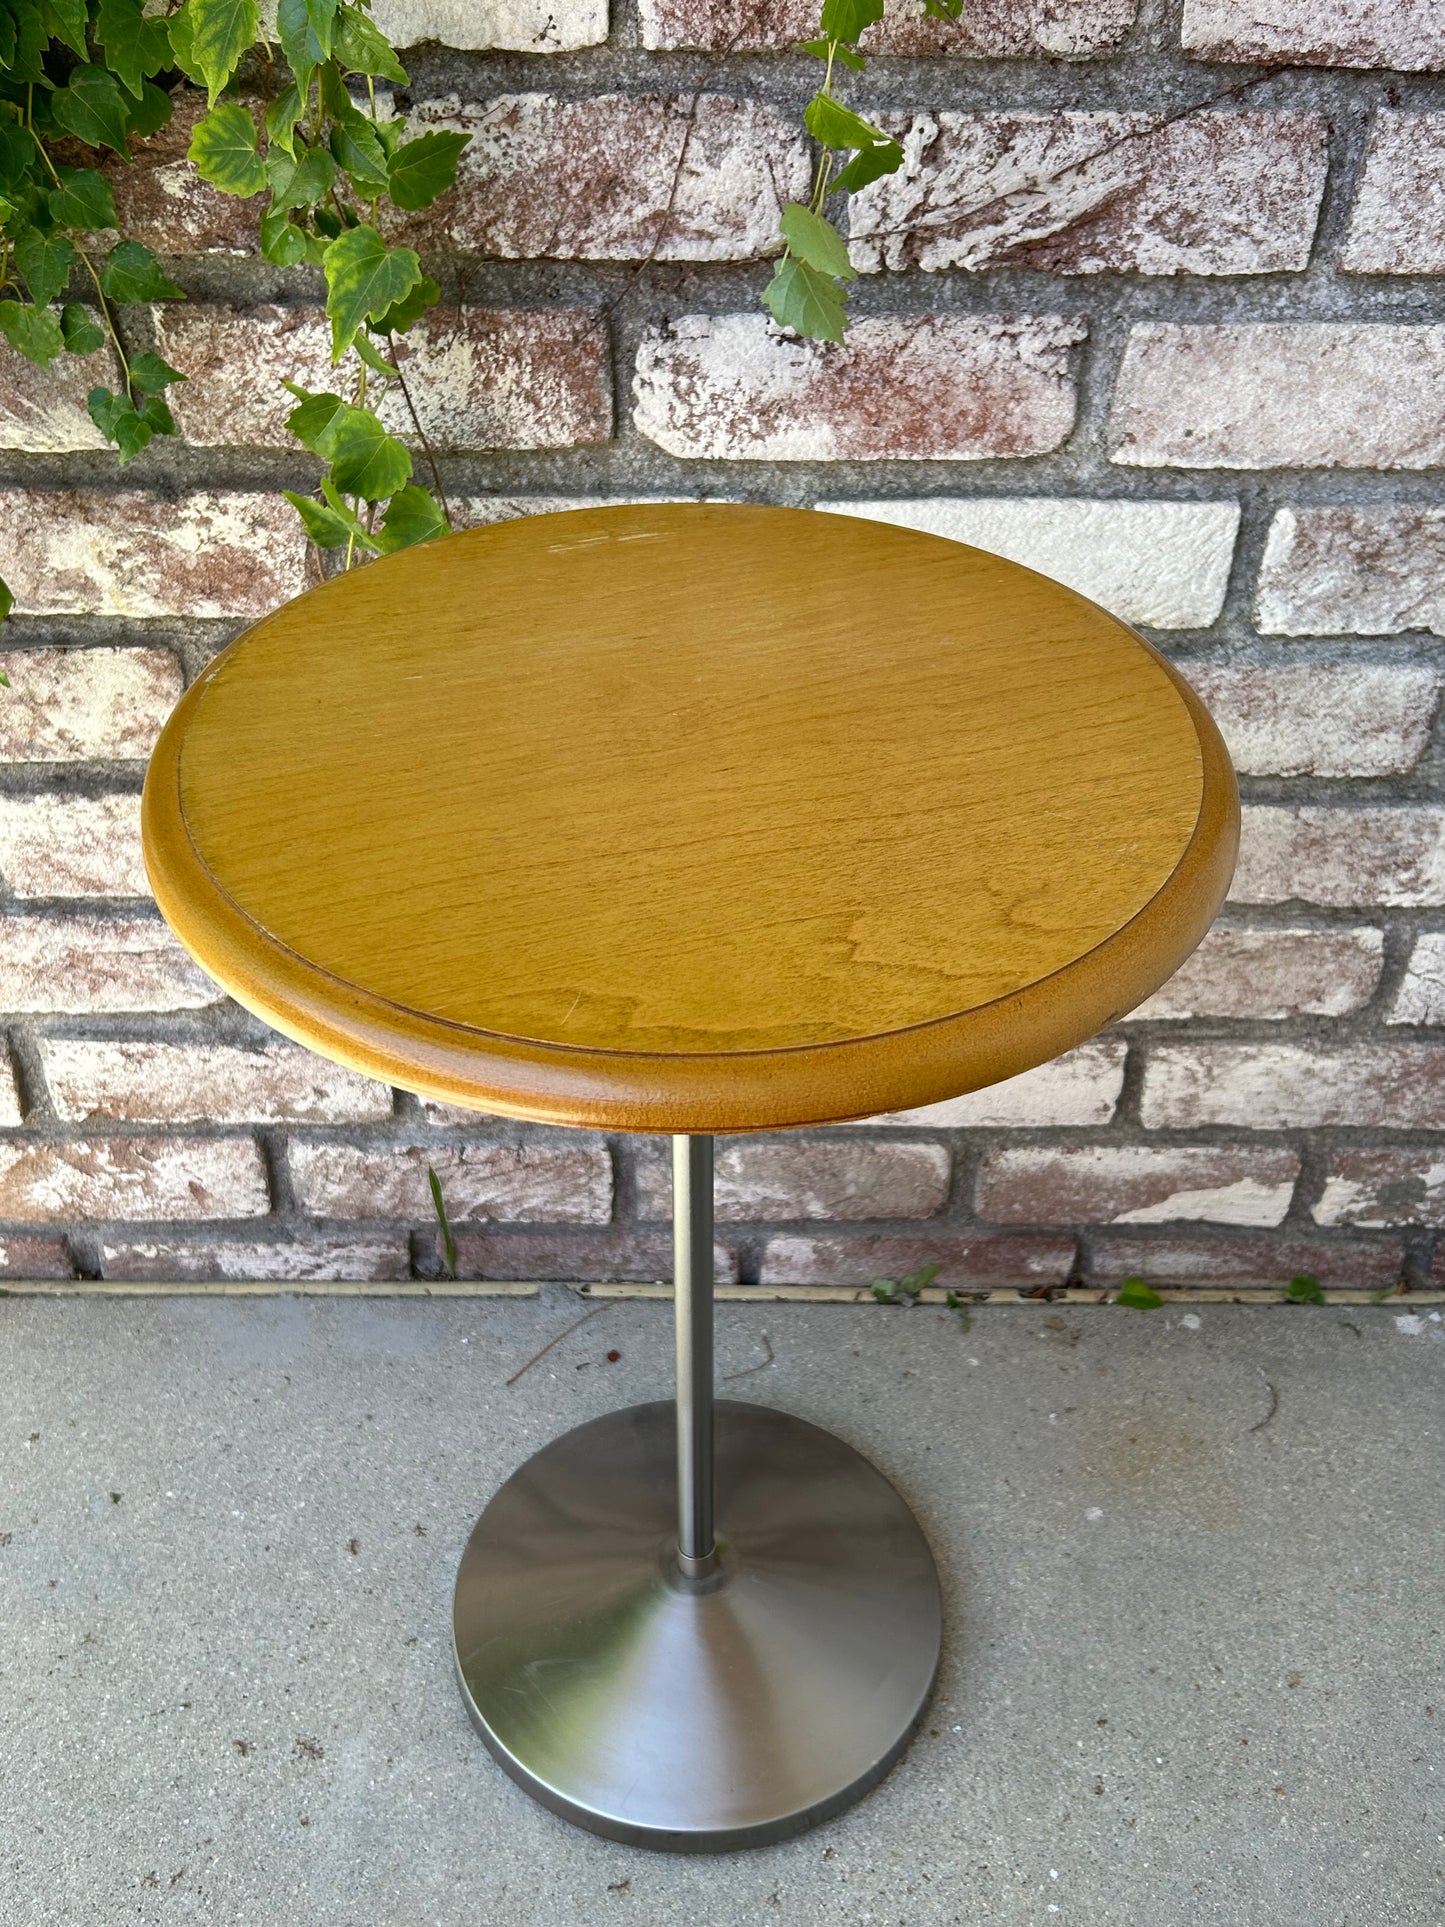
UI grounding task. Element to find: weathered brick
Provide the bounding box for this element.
[1140,1043,1445,1130]
[0,1238,73,1279]
[155,305,612,452]
[291,1140,612,1222]
[0,649,182,764]
[450,493,688,532]
[405,95,809,260]
[850,112,1325,277]
[0,1138,269,1221]
[1312,1151,1445,1228]
[449,1227,739,1282]
[1187,662,1439,776]
[853,1040,1128,1129]
[0,794,146,899]
[820,499,1238,629]
[97,1236,411,1281]
[639,0,1137,58]
[1087,1233,1405,1290]
[1389,934,1445,1025]
[372,0,607,50]
[1232,806,1445,907]
[635,1140,951,1221]
[759,1232,1077,1288]
[1182,0,1445,70]
[0,914,217,1014]
[0,1054,20,1127]
[0,335,108,452]
[634,313,1084,461]
[42,1041,393,1126]
[1133,925,1384,1020]
[1108,324,1445,470]
[0,491,309,618]
[1342,114,1445,275]
[89,91,258,254]
[1255,507,1445,637]
[978,1144,1299,1226]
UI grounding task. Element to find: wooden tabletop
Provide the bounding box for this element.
[143,503,1238,1133]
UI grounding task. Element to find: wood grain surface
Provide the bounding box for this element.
[142,504,1238,1131]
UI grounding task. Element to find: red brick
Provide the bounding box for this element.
[87,90,258,255]
[0,491,309,618]
[759,1232,1077,1288]
[1141,1043,1445,1130]
[1389,934,1445,1025]
[1312,1151,1445,1228]
[42,1041,392,1126]
[634,313,1084,461]
[858,1040,1129,1128]
[1108,324,1445,470]
[291,1140,612,1222]
[0,650,182,764]
[1255,507,1445,637]
[635,1139,951,1221]
[1342,114,1445,274]
[155,305,612,452]
[0,794,146,899]
[97,1237,410,1281]
[373,0,607,50]
[403,95,809,260]
[0,1138,269,1221]
[0,914,217,1014]
[1132,924,1383,1020]
[449,1227,738,1282]
[639,0,1137,58]
[1233,806,1445,907]
[0,1238,73,1280]
[978,1145,1300,1227]
[1087,1233,1406,1290]
[1187,662,1439,777]
[1182,0,1445,70]
[850,112,1325,277]
[0,334,108,452]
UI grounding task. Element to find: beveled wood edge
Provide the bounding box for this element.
[141,634,1238,1135]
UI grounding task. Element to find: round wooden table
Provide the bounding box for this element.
[143,503,1238,1852]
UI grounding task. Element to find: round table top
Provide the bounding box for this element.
[142,503,1238,1133]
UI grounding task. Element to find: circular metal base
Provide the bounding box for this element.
[453,1400,942,1853]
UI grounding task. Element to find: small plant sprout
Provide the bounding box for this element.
[1285,1274,1324,1305]
[1116,1277,1164,1310]
[944,1289,973,1333]
[870,1262,941,1306]
[428,1165,457,1281]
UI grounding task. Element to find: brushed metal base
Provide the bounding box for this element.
[453,1399,942,1853]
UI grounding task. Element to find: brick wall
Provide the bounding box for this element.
[2,0,1443,1291]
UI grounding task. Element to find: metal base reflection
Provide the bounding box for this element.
[453,1399,942,1853]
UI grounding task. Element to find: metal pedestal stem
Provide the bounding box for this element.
[452,1135,943,1852]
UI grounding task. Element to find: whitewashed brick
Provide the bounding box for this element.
[759,1232,1077,1287]
[1141,1043,1445,1130]
[0,914,216,1013]
[1182,0,1445,69]
[850,112,1326,277]
[1133,925,1383,1019]
[0,650,182,763]
[0,1138,270,1220]
[634,313,1084,461]
[852,1039,1128,1128]
[42,1041,393,1126]
[292,1140,612,1222]
[372,0,606,50]
[0,491,309,618]
[98,1236,411,1281]
[1342,114,1445,275]
[1232,807,1445,907]
[635,1140,951,1221]
[1256,507,1445,637]
[1187,662,1440,776]
[95,92,257,255]
[1088,1233,1404,1289]
[640,0,1137,58]
[822,499,1237,629]
[1313,1150,1445,1228]
[979,1144,1299,1226]
[1108,324,1445,469]
[0,1056,20,1127]
[0,336,108,452]
[1389,934,1445,1025]
[0,793,145,899]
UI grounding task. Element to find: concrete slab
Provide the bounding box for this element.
[1,1293,1441,1925]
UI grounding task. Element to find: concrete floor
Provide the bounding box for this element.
[1,1290,1441,1926]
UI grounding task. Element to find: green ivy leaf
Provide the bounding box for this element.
[804,93,886,153]
[351,329,396,376]
[385,130,468,211]
[777,203,854,279]
[376,483,446,553]
[283,486,354,547]
[322,223,421,360]
[258,203,310,265]
[96,0,176,98]
[870,1277,902,1305]
[1285,1274,1324,1305]
[277,0,339,79]
[0,574,11,627]
[39,0,90,59]
[88,384,156,461]
[125,81,175,141]
[128,350,186,394]
[333,3,407,81]
[14,227,76,309]
[60,303,107,354]
[281,379,346,452]
[833,139,904,194]
[265,83,306,158]
[899,1262,941,1298]
[266,142,337,210]
[372,271,438,337]
[820,0,885,38]
[0,299,65,366]
[188,101,266,195]
[323,404,412,500]
[1116,1277,1164,1310]
[51,66,133,156]
[798,35,865,68]
[49,167,119,232]
[329,119,389,196]
[764,256,847,344]
[921,0,964,17]
[3,4,49,83]
[186,0,261,105]
[100,240,184,302]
